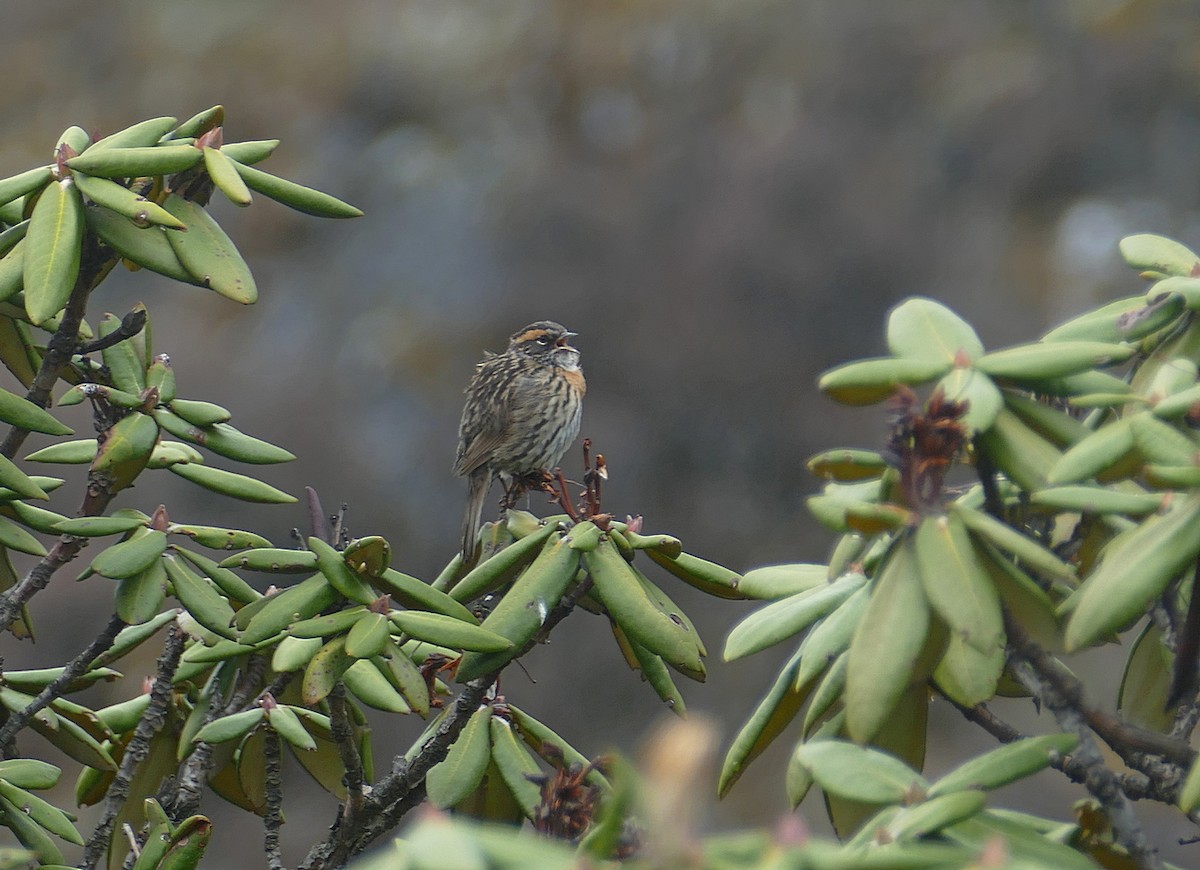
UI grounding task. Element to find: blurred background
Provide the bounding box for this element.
[3,0,1200,865]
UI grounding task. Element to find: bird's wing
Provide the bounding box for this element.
[452,361,513,477]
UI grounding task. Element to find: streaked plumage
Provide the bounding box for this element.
[455,321,585,562]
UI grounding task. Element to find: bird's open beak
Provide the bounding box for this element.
[555,332,577,347]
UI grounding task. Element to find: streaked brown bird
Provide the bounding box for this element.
[454,321,585,563]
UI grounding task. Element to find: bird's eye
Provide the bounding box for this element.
[536,336,550,345]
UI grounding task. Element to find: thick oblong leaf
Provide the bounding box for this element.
[232,161,362,218]
[426,704,492,808]
[390,610,511,654]
[1065,494,1200,651]
[266,705,316,752]
[301,636,355,705]
[0,387,70,436]
[72,173,185,229]
[203,147,252,206]
[886,297,984,365]
[585,539,704,675]
[914,515,1002,652]
[455,532,580,681]
[1120,233,1200,277]
[371,568,476,621]
[717,648,810,798]
[845,539,931,743]
[153,410,295,464]
[818,357,948,406]
[168,463,295,504]
[1118,621,1175,733]
[792,740,928,804]
[487,716,543,820]
[975,341,1134,380]
[724,572,866,662]
[23,178,84,325]
[161,193,257,303]
[1044,293,1186,343]
[85,207,199,285]
[91,530,167,580]
[67,145,203,178]
[974,409,1062,492]
[0,166,52,208]
[193,708,264,745]
[928,734,1078,798]
[163,555,236,640]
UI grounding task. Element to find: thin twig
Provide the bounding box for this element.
[83,623,185,869]
[329,684,365,819]
[1005,621,1163,870]
[263,728,284,870]
[950,698,1183,804]
[77,307,147,355]
[0,615,124,754]
[165,656,271,822]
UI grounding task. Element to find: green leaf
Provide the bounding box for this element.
[914,515,1002,652]
[1065,493,1200,651]
[819,357,949,406]
[23,178,84,325]
[301,635,355,705]
[390,610,512,654]
[0,758,60,790]
[66,145,203,178]
[168,463,296,504]
[0,166,52,208]
[0,387,71,435]
[1117,621,1175,733]
[724,572,866,661]
[85,207,199,285]
[792,740,927,804]
[455,533,580,681]
[266,705,316,752]
[975,341,1134,380]
[426,705,492,808]
[91,530,167,580]
[89,116,178,151]
[114,561,167,625]
[936,367,1002,432]
[342,658,410,713]
[927,733,1077,798]
[232,161,362,218]
[1120,233,1200,277]
[203,147,252,206]
[1028,485,1162,517]
[0,514,46,556]
[886,297,984,364]
[737,563,828,600]
[487,716,544,820]
[163,555,237,640]
[72,173,185,229]
[845,538,931,743]
[1148,275,1200,309]
[717,648,810,797]
[193,708,264,745]
[161,193,257,304]
[1044,293,1186,343]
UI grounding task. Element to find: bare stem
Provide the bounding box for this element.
[263,728,284,870]
[0,615,124,754]
[83,623,184,869]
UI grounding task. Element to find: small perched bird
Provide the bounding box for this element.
[454,321,585,563]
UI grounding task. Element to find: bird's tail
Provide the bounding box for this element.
[460,468,490,566]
